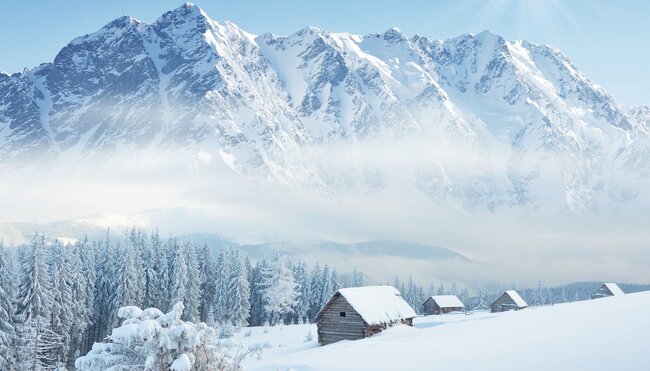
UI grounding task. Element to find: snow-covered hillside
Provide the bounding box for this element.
[237,291,650,370]
[1,3,648,212]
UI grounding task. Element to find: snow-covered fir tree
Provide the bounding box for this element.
[213,246,233,324]
[14,236,63,370]
[183,241,201,323]
[49,241,74,366]
[0,242,17,370]
[169,239,189,310]
[197,242,216,323]
[248,262,266,326]
[308,263,322,321]
[259,255,298,325]
[228,250,251,328]
[292,262,311,324]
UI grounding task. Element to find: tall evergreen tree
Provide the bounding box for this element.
[260,255,298,325]
[213,246,232,324]
[197,242,216,323]
[183,241,201,322]
[293,262,310,324]
[308,263,322,321]
[143,230,160,309]
[14,236,62,370]
[68,241,91,364]
[14,235,52,324]
[0,242,17,370]
[49,242,74,366]
[169,239,188,309]
[91,235,116,343]
[320,264,332,309]
[152,233,169,311]
[228,250,251,328]
[248,262,265,326]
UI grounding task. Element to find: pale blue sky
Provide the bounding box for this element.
[1,0,648,105]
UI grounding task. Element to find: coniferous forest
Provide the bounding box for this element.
[0,229,368,369]
[0,229,647,370]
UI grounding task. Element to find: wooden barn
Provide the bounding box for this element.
[315,286,416,346]
[422,295,465,315]
[591,282,624,299]
[490,290,528,313]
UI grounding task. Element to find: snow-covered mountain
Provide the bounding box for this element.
[1,3,647,211]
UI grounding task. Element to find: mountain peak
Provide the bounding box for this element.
[383,27,406,43]
[166,1,211,22]
[295,25,326,37]
[104,15,140,29]
[474,30,504,45]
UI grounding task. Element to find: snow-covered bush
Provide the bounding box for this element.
[76,302,266,371]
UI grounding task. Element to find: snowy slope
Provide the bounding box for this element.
[244,291,650,370]
[0,3,648,212]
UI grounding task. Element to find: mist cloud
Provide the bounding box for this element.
[1,131,649,288]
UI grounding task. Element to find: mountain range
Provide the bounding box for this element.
[1,2,649,212]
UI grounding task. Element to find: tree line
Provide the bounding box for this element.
[0,229,366,370]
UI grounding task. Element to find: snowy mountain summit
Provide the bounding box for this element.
[1,3,648,212]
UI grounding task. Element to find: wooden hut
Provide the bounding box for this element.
[422,295,465,315]
[490,290,528,313]
[315,286,416,346]
[591,282,624,299]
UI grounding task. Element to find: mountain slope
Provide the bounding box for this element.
[0,3,647,212]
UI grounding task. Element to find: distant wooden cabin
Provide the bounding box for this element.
[490,290,528,313]
[315,286,416,346]
[591,282,624,299]
[423,295,465,315]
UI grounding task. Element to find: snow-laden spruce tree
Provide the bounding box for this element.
[151,231,169,312]
[0,242,17,369]
[90,234,116,345]
[214,246,233,324]
[49,241,75,366]
[14,236,67,370]
[184,241,202,323]
[68,242,92,364]
[197,242,216,324]
[472,284,491,311]
[260,255,298,325]
[308,263,322,321]
[228,250,251,329]
[248,262,265,326]
[170,238,189,310]
[293,262,310,324]
[76,302,259,371]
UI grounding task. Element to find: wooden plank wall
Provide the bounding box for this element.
[317,295,367,345]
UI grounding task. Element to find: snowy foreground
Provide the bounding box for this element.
[234,291,650,370]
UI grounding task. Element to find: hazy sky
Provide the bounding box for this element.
[0,0,648,105]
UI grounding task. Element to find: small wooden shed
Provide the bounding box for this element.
[422,295,465,315]
[490,290,528,313]
[315,286,416,346]
[591,282,624,299]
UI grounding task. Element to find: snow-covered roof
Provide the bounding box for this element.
[427,295,465,308]
[504,290,528,307]
[329,286,416,325]
[602,283,624,296]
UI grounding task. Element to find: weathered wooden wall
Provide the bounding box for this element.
[423,299,463,315]
[317,294,367,345]
[491,293,520,313]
